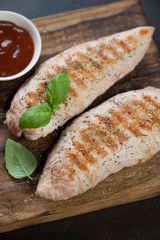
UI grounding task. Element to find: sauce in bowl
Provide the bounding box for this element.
[0,20,34,77]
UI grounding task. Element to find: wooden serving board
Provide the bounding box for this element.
[1,0,160,233]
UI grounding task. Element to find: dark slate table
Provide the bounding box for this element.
[1,0,160,239]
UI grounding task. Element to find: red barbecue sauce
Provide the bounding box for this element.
[0,20,34,77]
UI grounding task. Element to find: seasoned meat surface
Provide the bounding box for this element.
[36,87,160,200]
[6,26,154,140]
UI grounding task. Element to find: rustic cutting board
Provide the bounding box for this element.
[0,0,160,233]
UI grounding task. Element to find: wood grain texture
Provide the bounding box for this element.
[0,0,160,233]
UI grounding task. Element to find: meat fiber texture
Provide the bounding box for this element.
[36,87,160,200]
[6,26,154,140]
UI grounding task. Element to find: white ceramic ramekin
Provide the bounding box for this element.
[0,11,42,81]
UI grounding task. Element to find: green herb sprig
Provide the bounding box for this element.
[5,139,37,179]
[19,73,70,129]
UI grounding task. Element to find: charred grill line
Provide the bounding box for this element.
[109,109,142,137]
[132,98,160,124]
[97,115,128,142]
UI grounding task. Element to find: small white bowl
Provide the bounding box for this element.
[0,11,42,81]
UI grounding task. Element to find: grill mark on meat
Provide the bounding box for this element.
[50,162,75,183]
[79,128,107,156]
[78,68,95,81]
[109,109,142,137]
[54,65,66,73]
[70,126,110,170]
[143,95,160,110]
[87,39,131,69]
[68,87,78,97]
[87,45,115,67]
[72,142,98,163]
[66,151,88,171]
[85,122,118,150]
[25,82,48,107]
[105,44,124,60]
[86,45,106,61]
[65,58,95,81]
[75,51,104,74]
[96,115,128,143]
[120,104,152,131]
[132,99,160,124]
[54,65,88,90]
[126,35,138,46]
[66,70,87,89]
[73,141,96,164]
[37,81,48,97]
[115,40,131,54]
[97,43,117,67]
[25,91,39,108]
[139,29,149,36]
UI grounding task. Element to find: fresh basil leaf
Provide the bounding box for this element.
[46,73,70,106]
[5,139,37,179]
[51,105,61,113]
[19,104,51,129]
[42,102,52,111]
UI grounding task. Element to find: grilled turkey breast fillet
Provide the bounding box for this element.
[36,87,160,200]
[5,26,154,140]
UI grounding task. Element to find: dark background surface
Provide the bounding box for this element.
[1,0,160,239]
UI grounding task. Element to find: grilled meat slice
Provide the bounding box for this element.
[36,87,160,200]
[5,26,154,140]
